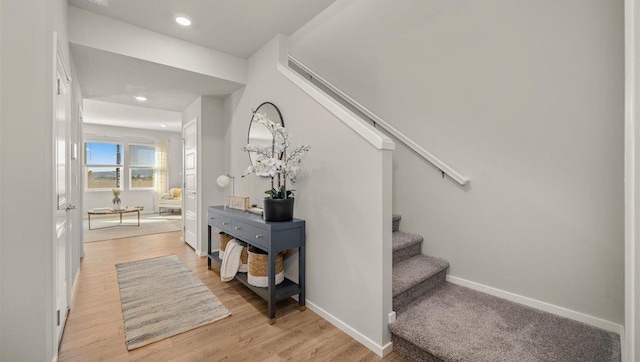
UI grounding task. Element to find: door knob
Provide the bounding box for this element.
[65,204,77,212]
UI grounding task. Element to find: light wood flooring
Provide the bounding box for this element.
[59,231,405,361]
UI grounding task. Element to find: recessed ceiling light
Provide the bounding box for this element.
[160,124,167,128]
[134,96,147,101]
[175,16,192,26]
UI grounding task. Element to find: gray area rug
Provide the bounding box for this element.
[391,282,620,362]
[115,255,231,350]
[84,213,181,242]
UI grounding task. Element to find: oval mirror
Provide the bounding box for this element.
[247,102,284,168]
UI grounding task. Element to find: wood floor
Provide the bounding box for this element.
[59,231,405,361]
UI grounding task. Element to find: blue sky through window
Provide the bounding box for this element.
[85,143,121,165]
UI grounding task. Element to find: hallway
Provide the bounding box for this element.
[58,231,404,361]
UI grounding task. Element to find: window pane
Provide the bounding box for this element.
[130,145,155,167]
[131,168,154,188]
[87,167,121,189]
[85,142,122,165]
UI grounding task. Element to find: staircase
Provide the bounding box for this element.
[389,214,621,362]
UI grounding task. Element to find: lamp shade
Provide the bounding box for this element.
[216,175,230,188]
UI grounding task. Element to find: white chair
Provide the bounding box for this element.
[157,187,182,214]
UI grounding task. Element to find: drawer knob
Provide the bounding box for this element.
[222,222,229,225]
[234,226,241,230]
[256,234,263,239]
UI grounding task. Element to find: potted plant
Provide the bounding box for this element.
[112,188,122,210]
[242,111,310,221]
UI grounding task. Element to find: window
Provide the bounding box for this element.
[85,142,123,189]
[129,144,155,189]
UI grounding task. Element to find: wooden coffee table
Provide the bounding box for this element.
[87,207,143,230]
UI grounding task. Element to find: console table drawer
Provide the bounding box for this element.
[209,215,232,232]
[231,219,270,249]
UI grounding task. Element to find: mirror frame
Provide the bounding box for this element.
[247,102,284,167]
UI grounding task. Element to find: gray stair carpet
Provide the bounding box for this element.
[392,231,423,265]
[392,214,402,232]
[393,254,448,310]
[390,282,621,362]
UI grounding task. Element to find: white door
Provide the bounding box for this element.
[54,47,72,345]
[183,119,198,250]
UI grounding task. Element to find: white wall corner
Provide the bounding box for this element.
[624,0,640,361]
[381,148,394,346]
[306,301,392,357]
[276,34,289,67]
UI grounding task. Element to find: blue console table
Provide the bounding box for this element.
[207,205,306,324]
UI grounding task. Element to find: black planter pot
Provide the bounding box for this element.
[263,198,294,222]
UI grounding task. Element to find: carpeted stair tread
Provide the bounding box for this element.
[393,254,448,297]
[392,214,402,232]
[393,231,423,252]
[390,282,621,362]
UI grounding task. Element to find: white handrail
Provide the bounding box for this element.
[287,56,469,186]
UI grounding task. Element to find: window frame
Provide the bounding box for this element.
[83,140,124,192]
[128,143,156,191]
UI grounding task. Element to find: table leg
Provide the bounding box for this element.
[119,213,123,224]
[298,243,306,311]
[267,250,276,323]
[207,226,212,270]
[137,210,140,226]
[88,214,92,230]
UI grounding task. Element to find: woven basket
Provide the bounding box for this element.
[219,232,233,259]
[247,247,284,287]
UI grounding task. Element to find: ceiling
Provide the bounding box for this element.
[69,0,336,131]
[70,43,243,112]
[68,0,336,59]
[83,99,182,132]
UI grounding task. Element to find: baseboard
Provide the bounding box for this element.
[306,301,393,357]
[446,275,624,335]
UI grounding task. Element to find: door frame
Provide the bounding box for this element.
[52,33,72,349]
[625,0,639,360]
[183,118,198,251]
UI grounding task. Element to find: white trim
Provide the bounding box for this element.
[287,56,469,187]
[83,133,155,143]
[446,275,624,335]
[277,63,394,151]
[306,300,393,357]
[56,41,71,83]
[625,0,639,360]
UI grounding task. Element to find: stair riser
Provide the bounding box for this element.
[391,334,443,362]
[393,243,422,265]
[393,269,446,311]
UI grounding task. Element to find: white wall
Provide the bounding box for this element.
[223,35,393,351]
[0,0,4,352]
[289,0,625,325]
[626,0,640,358]
[82,123,182,213]
[1,0,70,360]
